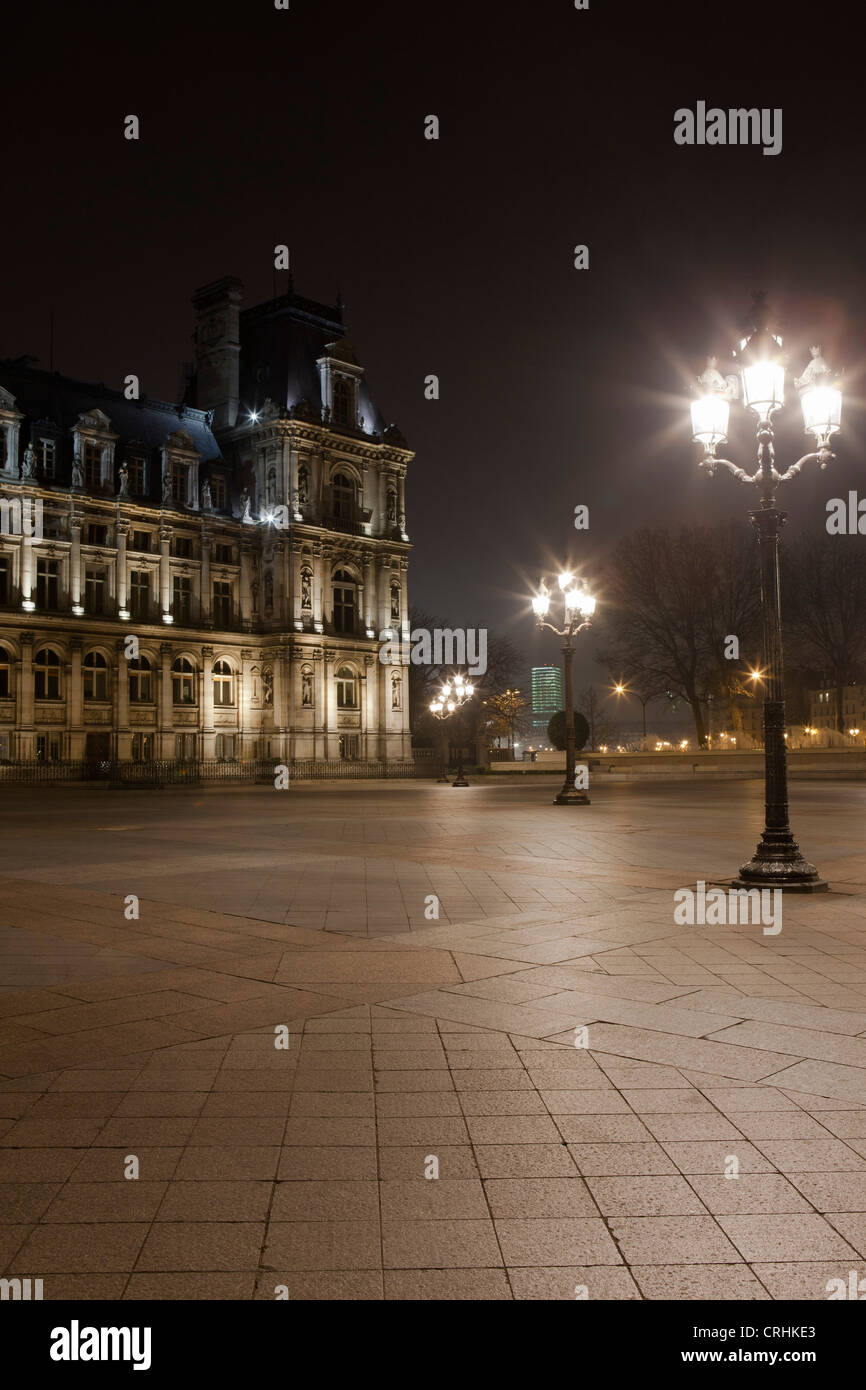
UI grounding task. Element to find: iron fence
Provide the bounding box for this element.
[0,756,435,786]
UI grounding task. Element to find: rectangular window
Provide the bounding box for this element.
[175,733,196,762]
[339,734,360,760]
[87,523,108,546]
[127,458,146,494]
[212,580,232,627]
[130,530,150,553]
[173,536,193,558]
[40,439,56,478]
[211,476,226,510]
[36,558,59,609]
[0,733,10,761]
[36,734,62,762]
[215,733,235,760]
[172,575,192,623]
[214,543,233,563]
[132,732,154,761]
[83,440,102,488]
[130,571,150,621]
[85,568,105,615]
[0,555,9,605]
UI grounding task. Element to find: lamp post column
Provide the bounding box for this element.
[555,630,589,806]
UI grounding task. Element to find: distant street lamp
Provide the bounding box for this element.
[430,674,475,787]
[688,294,841,892]
[611,681,652,742]
[532,573,596,805]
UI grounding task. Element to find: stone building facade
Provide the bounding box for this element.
[0,277,413,763]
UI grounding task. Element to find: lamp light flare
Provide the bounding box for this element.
[690,394,729,447]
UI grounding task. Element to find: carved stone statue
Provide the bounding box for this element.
[302,669,313,707]
[262,668,273,706]
[698,355,738,400]
[301,568,312,609]
[387,490,397,524]
[251,579,260,614]
[201,479,212,510]
[297,465,309,505]
[391,672,401,709]
[240,488,253,523]
[264,572,273,609]
[117,464,129,497]
[794,345,830,392]
[162,471,174,504]
[71,455,84,489]
[21,442,37,478]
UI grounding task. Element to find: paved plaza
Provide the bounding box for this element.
[0,776,865,1300]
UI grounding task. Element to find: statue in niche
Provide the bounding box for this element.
[390,585,400,620]
[162,471,174,504]
[301,568,312,609]
[301,668,313,707]
[117,463,129,497]
[21,442,37,478]
[201,479,212,510]
[264,572,274,609]
[262,668,274,706]
[794,345,831,392]
[71,455,84,489]
[251,579,260,614]
[387,490,397,524]
[297,464,309,505]
[240,488,253,523]
[391,672,401,710]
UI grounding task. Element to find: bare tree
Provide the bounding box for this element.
[783,531,866,732]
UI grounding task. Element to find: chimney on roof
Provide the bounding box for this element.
[191,276,244,431]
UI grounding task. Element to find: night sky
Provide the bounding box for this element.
[3,1,865,708]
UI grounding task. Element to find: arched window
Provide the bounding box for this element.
[83,651,108,700]
[331,472,355,519]
[390,582,401,620]
[172,656,195,705]
[336,665,358,710]
[34,648,61,700]
[213,659,234,707]
[0,646,11,699]
[332,377,353,426]
[332,568,357,634]
[129,655,152,703]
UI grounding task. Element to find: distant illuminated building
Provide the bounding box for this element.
[530,664,563,736]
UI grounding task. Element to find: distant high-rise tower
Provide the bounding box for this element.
[531,665,563,737]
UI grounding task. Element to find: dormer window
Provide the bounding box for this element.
[127,455,146,494]
[332,472,356,519]
[83,440,102,489]
[332,376,354,426]
[39,438,56,478]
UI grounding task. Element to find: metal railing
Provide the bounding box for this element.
[0,756,435,785]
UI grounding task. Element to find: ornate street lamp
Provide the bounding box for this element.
[689,294,841,891]
[532,573,596,805]
[429,674,475,787]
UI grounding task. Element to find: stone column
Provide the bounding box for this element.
[20,532,34,611]
[159,642,173,757]
[201,644,214,758]
[17,630,35,758]
[68,637,83,749]
[115,636,130,759]
[200,535,212,627]
[363,552,374,633]
[116,519,129,618]
[159,525,172,622]
[70,517,83,615]
[239,542,253,632]
[363,653,376,759]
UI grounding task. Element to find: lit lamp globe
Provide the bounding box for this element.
[532,592,550,617]
[801,383,842,441]
[741,358,785,422]
[690,394,729,448]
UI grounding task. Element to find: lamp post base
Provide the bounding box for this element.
[733,831,828,893]
[554,788,590,806]
[452,775,469,787]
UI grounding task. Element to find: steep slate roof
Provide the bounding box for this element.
[0,361,222,482]
[237,291,388,435]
